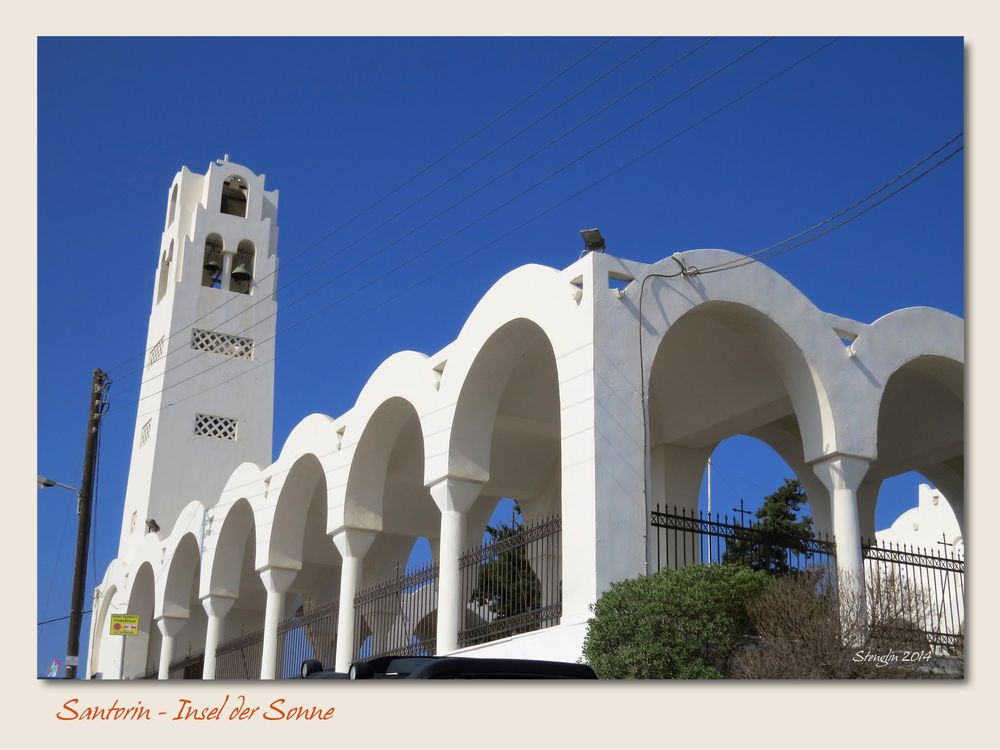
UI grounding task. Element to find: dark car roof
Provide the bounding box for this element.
[402,657,597,679]
[304,655,597,680]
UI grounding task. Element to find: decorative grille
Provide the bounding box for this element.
[147,336,166,367]
[194,414,238,441]
[191,328,254,360]
[140,419,152,446]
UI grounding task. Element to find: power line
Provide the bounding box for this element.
[113,38,765,412]
[692,133,965,276]
[107,38,615,376]
[127,38,835,423]
[113,38,712,399]
[41,498,73,621]
[38,610,92,628]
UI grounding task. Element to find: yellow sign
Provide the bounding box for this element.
[110,614,140,636]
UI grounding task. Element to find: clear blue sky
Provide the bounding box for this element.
[37,36,963,677]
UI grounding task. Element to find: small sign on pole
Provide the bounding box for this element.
[110,614,140,636]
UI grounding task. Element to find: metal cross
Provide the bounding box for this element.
[733,498,753,525]
[937,533,953,554]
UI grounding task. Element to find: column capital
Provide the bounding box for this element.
[330,527,377,561]
[155,615,186,639]
[428,476,482,515]
[257,565,298,595]
[200,592,238,620]
[811,454,871,494]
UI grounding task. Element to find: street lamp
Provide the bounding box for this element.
[37,475,81,494]
[40,368,111,680]
[39,472,90,679]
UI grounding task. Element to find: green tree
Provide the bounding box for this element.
[470,503,542,628]
[723,478,815,575]
[582,564,770,679]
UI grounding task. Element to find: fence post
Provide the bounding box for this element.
[429,477,482,654]
[331,528,376,672]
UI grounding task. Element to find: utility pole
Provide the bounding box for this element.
[64,368,110,679]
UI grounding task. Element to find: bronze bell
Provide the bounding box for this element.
[231,262,252,283]
[203,256,222,275]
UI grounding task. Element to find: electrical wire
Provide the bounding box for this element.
[38,610,93,628]
[124,38,836,423]
[113,37,767,412]
[41,497,73,621]
[106,38,615,376]
[692,134,965,276]
[112,38,714,399]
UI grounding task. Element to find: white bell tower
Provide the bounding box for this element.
[118,157,279,560]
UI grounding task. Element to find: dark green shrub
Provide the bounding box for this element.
[582,563,770,679]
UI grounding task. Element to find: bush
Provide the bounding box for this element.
[582,564,770,679]
[731,568,957,679]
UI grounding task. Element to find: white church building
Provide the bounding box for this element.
[88,159,965,679]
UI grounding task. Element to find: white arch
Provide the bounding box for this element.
[199,461,268,598]
[639,250,843,462]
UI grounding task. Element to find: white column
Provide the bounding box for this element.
[856,480,881,544]
[155,616,186,680]
[429,477,482,654]
[258,566,298,680]
[331,528,376,672]
[200,594,236,680]
[221,251,234,291]
[813,455,871,633]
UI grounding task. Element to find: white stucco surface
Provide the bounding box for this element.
[89,161,964,679]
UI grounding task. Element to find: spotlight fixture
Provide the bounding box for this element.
[145,519,160,534]
[579,227,606,254]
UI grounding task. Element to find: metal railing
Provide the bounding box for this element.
[458,514,562,648]
[650,504,837,574]
[650,505,965,649]
[277,599,340,677]
[139,650,205,680]
[214,626,265,680]
[862,538,964,649]
[353,561,439,661]
[212,599,340,680]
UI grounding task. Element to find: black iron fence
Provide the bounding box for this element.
[458,514,562,648]
[213,599,340,680]
[862,539,964,649]
[139,650,205,680]
[277,599,340,677]
[353,561,438,661]
[650,504,837,574]
[650,505,964,649]
[214,626,265,680]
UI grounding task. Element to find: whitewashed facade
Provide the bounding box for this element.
[88,161,965,679]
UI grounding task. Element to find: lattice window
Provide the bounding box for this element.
[148,336,166,367]
[140,419,152,446]
[191,328,255,360]
[194,413,238,441]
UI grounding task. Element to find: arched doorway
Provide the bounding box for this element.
[448,318,563,646]
[646,302,833,572]
[345,397,438,659]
